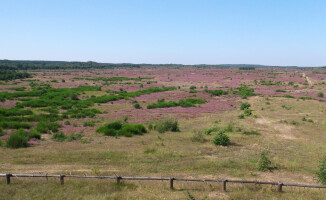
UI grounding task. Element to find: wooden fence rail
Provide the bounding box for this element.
[1,173,326,192]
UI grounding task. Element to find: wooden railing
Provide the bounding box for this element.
[1,173,326,192]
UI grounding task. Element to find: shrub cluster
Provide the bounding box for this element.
[147,98,206,109]
[212,130,230,146]
[96,121,147,137]
[154,119,180,133]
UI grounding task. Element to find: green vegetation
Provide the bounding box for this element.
[36,121,60,133]
[257,150,272,171]
[233,85,256,98]
[243,130,261,135]
[212,131,230,146]
[154,119,180,133]
[318,92,324,97]
[147,98,206,109]
[317,157,326,185]
[283,95,294,98]
[51,132,67,142]
[96,121,147,137]
[0,70,31,81]
[240,102,251,110]
[206,89,228,96]
[6,129,29,148]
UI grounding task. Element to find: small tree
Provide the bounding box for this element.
[317,92,324,97]
[316,157,326,185]
[257,150,272,171]
[212,131,230,146]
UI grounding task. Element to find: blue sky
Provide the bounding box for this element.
[0,0,325,66]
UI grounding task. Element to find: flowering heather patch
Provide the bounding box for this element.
[97,96,237,123]
[0,100,17,108]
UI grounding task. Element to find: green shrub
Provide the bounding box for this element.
[238,114,245,119]
[0,127,4,136]
[83,120,96,127]
[207,89,228,96]
[276,89,286,92]
[243,131,261,135]
[257,150,272,171]
[28,129,41,139]
[212,131,230,146]
[243,109,252,116]
[36,121,60,133]
[0,139,3,147]
[204,127,219,135]
[316,157,326,185]
[283,95,294,98]
[51,132,67,142]
[318,92,324,97]
[134,103,141,109]
[147,98,205,109]
[6,129,29,148]
[154,119,180,133]
[96,121,147,137]
[66,132,84,142]
[240,102,251,110]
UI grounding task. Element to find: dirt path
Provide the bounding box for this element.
[302,73,313,86]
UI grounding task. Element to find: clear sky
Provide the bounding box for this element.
[1,0,325,66]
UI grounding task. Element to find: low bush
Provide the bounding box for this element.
[212,131,230,146]
[51,132,67,142]
[6,129,29,148]
[66,132,84,142]
[83,120,96,127]
[257,150,272,171]
[154,119,180,133]
[238,114,244,119]
[243,130,261,135]
[134,103,141,109]
[318,92,324,97]
[96,121,147,137]
[147,98,206,109]
[28,129,41,139]
[316,157,326,185]
[243,109,252,116]
[240,102,251,110]
[36,121,60,133]
[283,95,294,98]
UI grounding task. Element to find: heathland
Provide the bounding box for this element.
[0,63,326,199]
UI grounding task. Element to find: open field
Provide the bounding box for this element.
[1,66,326,199]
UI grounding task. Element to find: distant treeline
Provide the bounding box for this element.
[0,60,303,70]
[0,70,31,81]
[0,60,141,70]
[239,67,256,70]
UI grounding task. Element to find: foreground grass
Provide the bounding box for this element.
[1,96,326,199]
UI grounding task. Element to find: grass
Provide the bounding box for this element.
[0,68,326,199]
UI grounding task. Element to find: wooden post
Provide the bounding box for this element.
[6,173,11,184]
[170,177,174,190]
[278,182,283,192]
[60,174,65,185]
[222,179,227,192]
[116,175,121,184]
